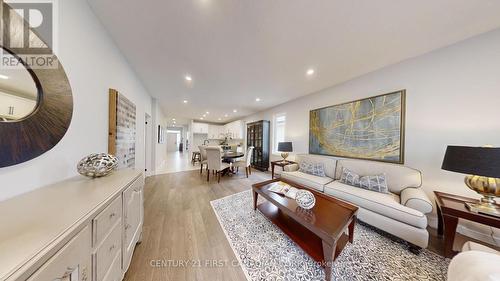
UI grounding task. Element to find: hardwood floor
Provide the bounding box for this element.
[125,168,455,281]
[124,169,269,281]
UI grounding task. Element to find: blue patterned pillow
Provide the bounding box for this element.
[359,174,389,193]
[299,161,326,177]
[339,167,360,186]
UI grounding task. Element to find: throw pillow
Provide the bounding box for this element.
[299,161,326,177]
[339,167,360,187]
[359,174,389,194]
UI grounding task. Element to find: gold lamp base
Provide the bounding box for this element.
[280,152,289,164]
[465,175,500,218]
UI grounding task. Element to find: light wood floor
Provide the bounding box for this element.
[124,168,270,281]
[124,168,458,281]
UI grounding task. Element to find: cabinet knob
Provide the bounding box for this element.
[109,244,115,252]
[109,212,116,219]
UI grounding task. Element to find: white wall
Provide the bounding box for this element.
[244,28,500,228]
[151,100,168,174]
[0,0,161,201]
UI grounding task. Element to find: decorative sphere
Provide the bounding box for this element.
[295,190,316,209]
[77,153,118,178]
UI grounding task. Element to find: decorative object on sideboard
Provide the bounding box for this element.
[442,145,500,217]
[77,153,118,178]
[295,189,316,209]
[108,89,136,169]
[309,90,405,164]
[277,142,293,164]
[0,2,73,168]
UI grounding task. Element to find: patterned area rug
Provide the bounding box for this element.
[210,190,450,281]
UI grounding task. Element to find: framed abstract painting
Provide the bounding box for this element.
[108,88,136,169]
[309,90,406,164]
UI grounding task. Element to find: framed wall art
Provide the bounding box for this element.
[309,90,406,164]
[108,88,136,169]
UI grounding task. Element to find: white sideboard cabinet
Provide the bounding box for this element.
[0,169,144,281]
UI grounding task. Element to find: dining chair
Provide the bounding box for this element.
[198,145,208,174]
[233,146,254,178]
[205,146,232,183]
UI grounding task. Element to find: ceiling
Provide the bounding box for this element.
[88,0,500,125]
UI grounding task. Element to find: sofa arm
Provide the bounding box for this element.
[284,163,299,172]
[400,188,433,214]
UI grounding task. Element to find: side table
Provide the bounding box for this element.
[271,160,296,179]
[434,191,500,258]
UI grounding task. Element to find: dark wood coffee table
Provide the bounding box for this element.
[252,179,358,280]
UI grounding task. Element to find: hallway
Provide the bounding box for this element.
[161,151,200,174]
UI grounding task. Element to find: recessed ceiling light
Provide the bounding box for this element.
[202,114,206,117]
[185,75,192,81]
[200,117,204,120]
[224,114,228,117]
[0,74,8,80]
[255,98,261,102]
[172,118,176,121]
[183,100,188,104]
[173,121,176,124]
[306,69,315,76]
[233,109,237,113]
[206,111,210,114]
[218,118,222,121]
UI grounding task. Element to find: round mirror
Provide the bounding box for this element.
[0,52,39,122]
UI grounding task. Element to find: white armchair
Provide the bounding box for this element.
[448,242,500,281]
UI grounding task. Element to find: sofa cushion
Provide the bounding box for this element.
[324,181,427,229]
[294,154,337,179]
[335,159,422,195]
[281,171,333,192]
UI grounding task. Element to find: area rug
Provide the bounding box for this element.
[210,190,450,281]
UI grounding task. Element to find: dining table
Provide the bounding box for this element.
[221,151,245,175]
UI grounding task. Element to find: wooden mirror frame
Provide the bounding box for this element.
[0,2,73,168]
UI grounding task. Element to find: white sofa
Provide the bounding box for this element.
[448,242,500,280]
[281,154,433,249]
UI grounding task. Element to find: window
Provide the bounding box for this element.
[273,113,286,153]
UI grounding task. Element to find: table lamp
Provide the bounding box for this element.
[441,145,500,217]
[277,142,293,164]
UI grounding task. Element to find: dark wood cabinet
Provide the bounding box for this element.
[247,120,270,171]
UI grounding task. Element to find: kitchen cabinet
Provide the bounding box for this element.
[224,120,244,139]
[208,124,223,139]
[192,122,208,134]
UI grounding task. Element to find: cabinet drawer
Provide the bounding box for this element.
[95,221,121,281]
[102,250,122,281]
[27,225,91,281]
[93,195,122,247]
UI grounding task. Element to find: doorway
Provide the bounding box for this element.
[167,130,180,152]
[144,113,152,176]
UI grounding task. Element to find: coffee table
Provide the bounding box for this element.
[252,179,358,280]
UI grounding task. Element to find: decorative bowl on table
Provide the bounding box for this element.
[77,153,118,178]
[295,190,316,209]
